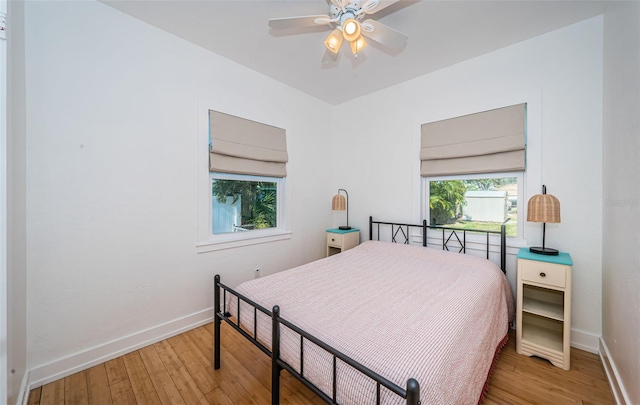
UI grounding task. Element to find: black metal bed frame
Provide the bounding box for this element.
[214,217,507,405]
[368,216,506,273]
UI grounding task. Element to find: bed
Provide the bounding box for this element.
[214,217,514,405]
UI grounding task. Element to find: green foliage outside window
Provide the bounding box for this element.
[463,178,513,191]
[212,179,277,230]
[429,177,518,236]
[429,180,467,225]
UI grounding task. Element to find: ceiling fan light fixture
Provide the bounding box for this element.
[324,28,344,53]
[342,18,361,42]
[269,0,410,61]
[349,34,367,55]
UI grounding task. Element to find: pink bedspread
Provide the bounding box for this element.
[229,240,514,404]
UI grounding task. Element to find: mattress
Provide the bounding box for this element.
[228,240,514,404]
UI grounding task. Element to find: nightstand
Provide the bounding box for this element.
[516,248,573,370]
[326,228,359,257]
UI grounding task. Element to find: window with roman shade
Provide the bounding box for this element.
[209,110,288,178]
[420,103,526,177]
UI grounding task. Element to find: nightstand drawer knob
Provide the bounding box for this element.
[331,238,335,242]
[539,272,546,278]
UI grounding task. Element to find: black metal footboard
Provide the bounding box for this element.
[369,216,507,273]
[214,275,421,405]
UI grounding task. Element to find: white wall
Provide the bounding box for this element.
[24,0,333,385]
[602,2,640,404]
[332,17,604,351]
[6,0,28,402]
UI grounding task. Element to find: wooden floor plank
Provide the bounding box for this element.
[153,340,210,405]
[86,364,112,405]
[191,326,273,402]
[109,380,137,405]
[204,387,234,405]
[138,345,186,405]
[104,358,128,387]
[176,328,259,405]
[491,366,583,404]
[28,387,42,405]
[122,351,161,405]
[484,385,531,405]
[167,332,219,395]
[218,346,271,405]
[40,380,64,405]
[27,324,614,405]
[64,371,89,405]
[514,357,613,401]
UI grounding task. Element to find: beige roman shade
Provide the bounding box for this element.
[209,110,288,177]
[421,103,526,177]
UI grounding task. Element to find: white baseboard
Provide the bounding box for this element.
[17,370,30,405]
[599,338,632,405]
[28,307,214,390]
[570,328,600,354]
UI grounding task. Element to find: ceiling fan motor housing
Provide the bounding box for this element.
[329,0,365,25]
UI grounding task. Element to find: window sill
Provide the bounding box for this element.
[196,229,292,253]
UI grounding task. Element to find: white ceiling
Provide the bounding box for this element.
[102,0,607,105]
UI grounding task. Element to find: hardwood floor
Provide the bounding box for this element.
[28,323,614,405]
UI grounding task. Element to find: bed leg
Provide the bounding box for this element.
[422,219,427,247]
[500,224,506,273]
[214,274,221,370]
[406,378,420,405]
[271,305,282,404]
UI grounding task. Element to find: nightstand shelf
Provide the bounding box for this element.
[521,318,564,353]
[516,248,573,370]
[522,296,564,321]
[522,285,564,321]
[326,228,359,257]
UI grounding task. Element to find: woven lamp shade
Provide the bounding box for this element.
[331,194,346,211]
[527,194,561,223]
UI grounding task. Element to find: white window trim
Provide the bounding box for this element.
[196,101,291,252]
[421,172,526,245]
[196,229,292,253]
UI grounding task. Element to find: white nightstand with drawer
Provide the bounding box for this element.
[516,248,573,370]
[326,228,359,257]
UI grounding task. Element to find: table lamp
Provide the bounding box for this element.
[331,189,351,230]
[527,185,561,255]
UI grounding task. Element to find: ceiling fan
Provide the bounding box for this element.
[268,0,408,59]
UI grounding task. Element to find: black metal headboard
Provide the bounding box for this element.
[368,216,507,273]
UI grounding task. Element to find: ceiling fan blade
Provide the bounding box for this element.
[330,0,349,10]
[361,0,400,15]
[361,20,408,49]
[268,15,333,30]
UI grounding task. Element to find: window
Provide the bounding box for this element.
[211,173,281,234]
[197,107,291,252]
[420,103,527,241]
[424,173,523,238]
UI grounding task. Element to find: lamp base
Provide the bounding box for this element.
[338,226,352,230]
[529,246,559,256]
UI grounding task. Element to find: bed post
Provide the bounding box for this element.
[422,220,427,247]
[214,274,221,370]
[500,224,506,273]
[271,305,282,404]
[369,216,373,240]
[406,378,420,405]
